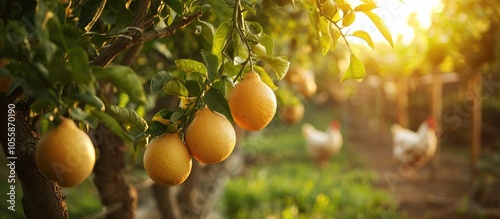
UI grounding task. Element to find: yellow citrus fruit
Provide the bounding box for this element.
[228,72,277,130]
[185,107,236,164]
[35,118,96,187]
[143,133,192,186]
[280,102,305,125]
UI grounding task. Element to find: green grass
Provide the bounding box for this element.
[0,104,404,218]
[219,103,403,218]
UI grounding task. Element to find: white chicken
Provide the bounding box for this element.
[391,117,437,177]
[301,120,343,168]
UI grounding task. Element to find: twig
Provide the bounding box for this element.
[316,3,353,53]
[90,0,151,67]
[141,11,203,42]
[90,0,203,68]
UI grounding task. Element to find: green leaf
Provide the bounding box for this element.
[48,59,74,84]
[342,12,355,27]
[197,20,216,36]
[70,93,105,110]
[223,61,242,77]
[233,36,249,64]
[134,133,149,151]
[67,48,92,83]
[362,11,393,48]
[162,79,189,97]
[92,111,133,141]
[152,109,174,121]
[247,21,263,36]
[259,33,274,56]
[10,62,53,100]
[354,3,377,11]
[318,17,331,55]
[175,59,207,75]
[242,3,257,15]
[309,9,321,39]
[70,107,99,128]
[145,121,170,136]
[351,30,374,49]
[337,3,353,13]
[212,22,231,62]
[186,72,205,84]
[206,0,232,20]
[185,80,202,97]
[169,108,184,123]
[262,56,290,80]
[196,20,215,44]
[44,11,65,50]
[93,65,147,105]
[30,99,57,114]
[330,26,341,50]
[150,71,174,94]
[62,25,88,49]
[106,105,148,132]
[211,80,226,94]
[20,78,53,101]
[201,49,219,82]
[321,0,338,19]
[252,43,268,58]
[115,7,134,29]
[165,0,183,14]
[204,88,233,122]
[253,66,279,91]
[341,53,366,82]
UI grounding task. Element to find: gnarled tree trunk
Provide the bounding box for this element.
[92,124,138,219]
[0,99,68,218]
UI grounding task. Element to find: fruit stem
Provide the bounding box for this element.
[178,79,208,140]
[220,0,255,83]
[316,3,353,53]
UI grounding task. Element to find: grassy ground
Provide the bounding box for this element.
[0,103,404,218]
[218,103,404,218]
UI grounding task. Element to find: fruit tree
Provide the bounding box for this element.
[0,0,392,218]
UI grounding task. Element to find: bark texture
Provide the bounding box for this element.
[152,184,182,219]
[0,100,69,218]
[91,124,138,219]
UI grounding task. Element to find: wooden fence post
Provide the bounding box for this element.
[430,74,443,181]
[469,74,482,181]
[396,78,409,128]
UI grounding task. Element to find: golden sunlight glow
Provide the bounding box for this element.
[350,0,443,45]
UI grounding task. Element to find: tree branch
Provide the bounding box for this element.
[90,0,203,68]
[142,11,203,42]
[91,0,151,67]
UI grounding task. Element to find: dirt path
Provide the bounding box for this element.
[347,112,477,219]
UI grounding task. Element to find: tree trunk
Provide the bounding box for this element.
[152,184,182,219]
[91,124,138,219]
[0,100,69,218]
[176,160,202,217]
[90,37,144,219]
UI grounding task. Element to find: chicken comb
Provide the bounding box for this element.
[426,117,436,129]
[331,120,341,129]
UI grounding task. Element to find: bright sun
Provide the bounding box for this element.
[350,0,443,45]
